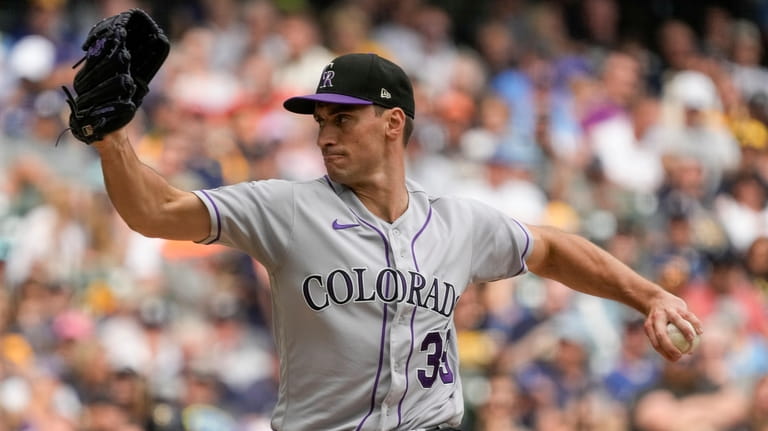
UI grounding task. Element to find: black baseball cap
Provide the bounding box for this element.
[283,53,415,119]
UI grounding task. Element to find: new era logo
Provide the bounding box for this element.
[380,88,391,99]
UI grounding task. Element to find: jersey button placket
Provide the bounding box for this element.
[384,227,411,431]
[389,228,409,267]
[384,321,411,429]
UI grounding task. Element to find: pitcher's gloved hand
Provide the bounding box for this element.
[61,8,169,144]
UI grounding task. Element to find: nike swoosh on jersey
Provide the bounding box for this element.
[332,219,360,230]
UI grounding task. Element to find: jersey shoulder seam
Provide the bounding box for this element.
[273,178,335,269]
[467,199,477,275]
[269,181,298,272]
[429,195,478,273]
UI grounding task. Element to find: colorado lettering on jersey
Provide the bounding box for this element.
[302,267,459,317]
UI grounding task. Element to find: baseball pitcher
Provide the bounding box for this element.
[63,10,702,431]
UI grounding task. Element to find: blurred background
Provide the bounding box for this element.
[0,0,768,430]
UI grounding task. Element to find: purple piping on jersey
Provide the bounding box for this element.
[323,175,337,193]
[396,206,433,425]
[397,304,418,426]
[409,207,433,273]
[510,218,531,276]
[354,215,392,431]
[199,190,221,244]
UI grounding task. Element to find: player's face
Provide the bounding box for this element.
[313,103,388,185]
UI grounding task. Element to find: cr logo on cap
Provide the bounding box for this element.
[320,70,335,89]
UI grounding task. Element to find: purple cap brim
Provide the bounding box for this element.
[283,93,373,114]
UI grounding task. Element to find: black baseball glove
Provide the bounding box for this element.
[62,8,170,144]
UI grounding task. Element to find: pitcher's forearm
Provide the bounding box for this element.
[528,226,670,314]
[569,237,660,312]
[93,130,199,238]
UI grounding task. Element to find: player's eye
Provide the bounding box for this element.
[334,115,349,126]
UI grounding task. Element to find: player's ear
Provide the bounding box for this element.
[384,107,406,141]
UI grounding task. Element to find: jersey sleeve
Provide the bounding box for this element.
[192,180,294,268]
[465,199,534,282]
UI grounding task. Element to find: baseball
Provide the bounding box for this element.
[666,321,700,354]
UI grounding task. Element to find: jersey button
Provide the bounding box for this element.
[393,229,400,236]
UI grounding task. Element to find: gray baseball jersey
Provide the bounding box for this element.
[192,176,532,431]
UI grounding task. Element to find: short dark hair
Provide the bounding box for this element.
[374,105,414,146]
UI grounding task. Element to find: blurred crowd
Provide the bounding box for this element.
[1,0,768,430]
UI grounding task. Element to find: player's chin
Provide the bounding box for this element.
[323,158,347,176]
[324,166,344,182]
[326,166,360,186]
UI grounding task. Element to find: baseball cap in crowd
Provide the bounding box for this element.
[283,53,415,118]
[666,70,720,111]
